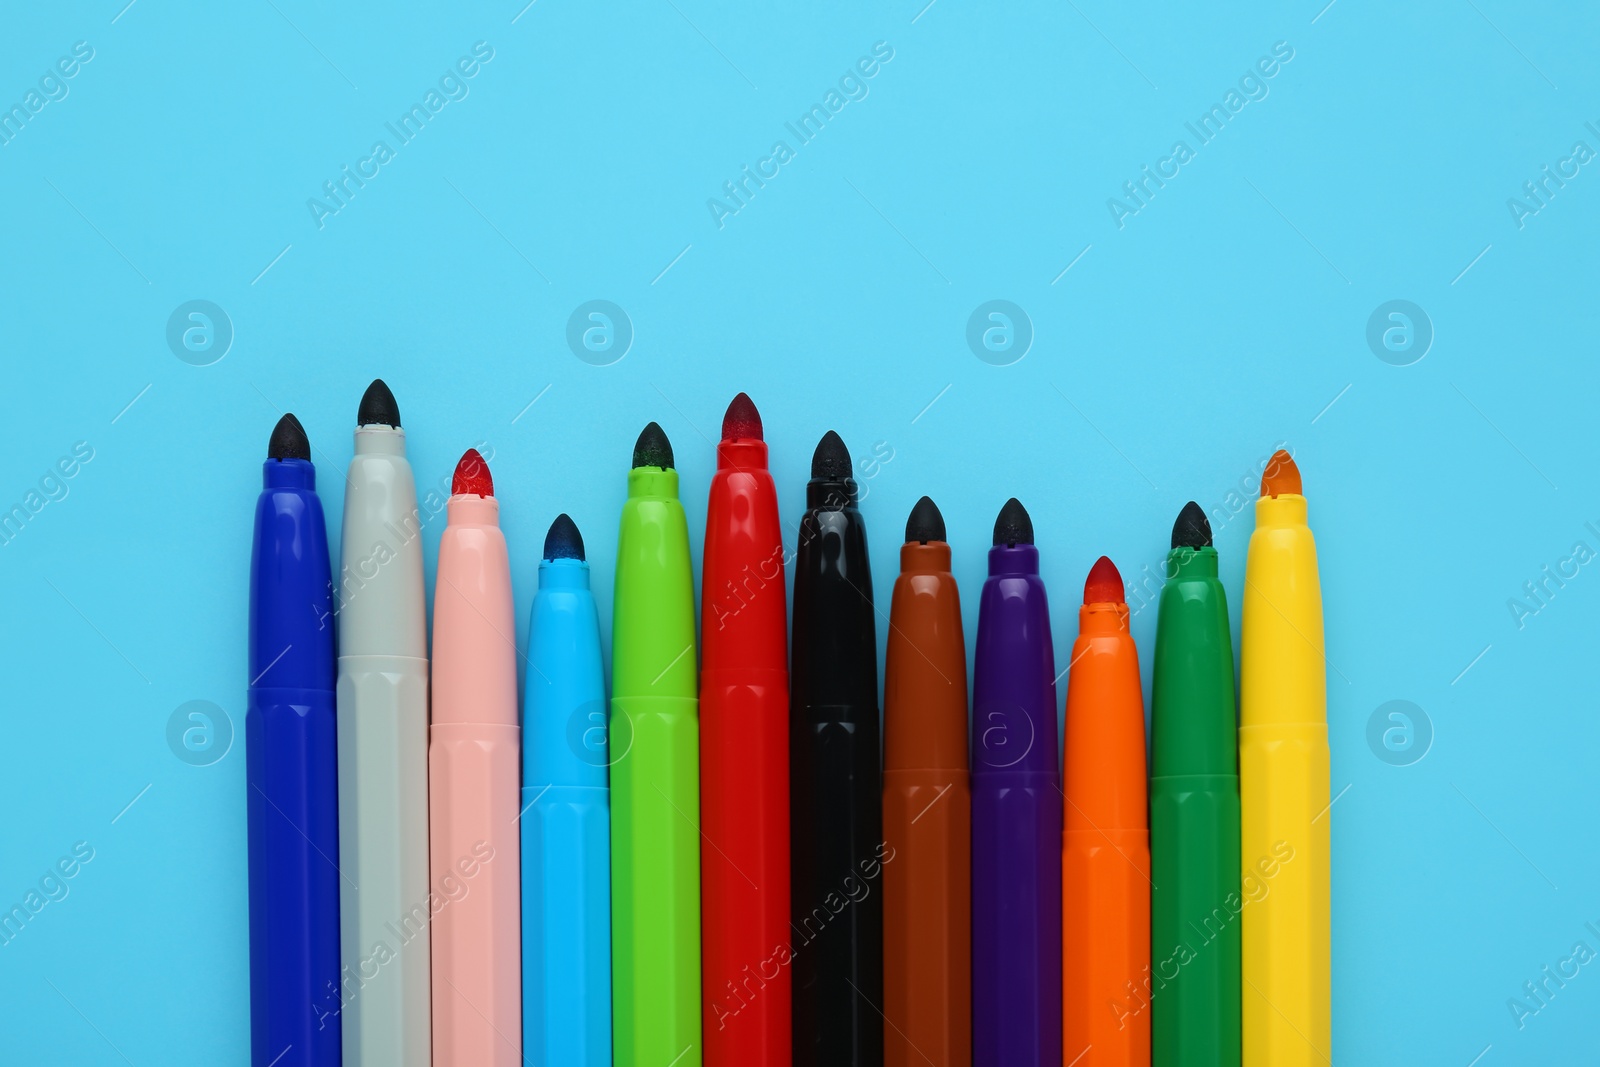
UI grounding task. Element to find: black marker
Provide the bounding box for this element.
[790,430,884,1067]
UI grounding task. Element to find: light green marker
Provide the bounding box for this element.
[612,421,702,1067]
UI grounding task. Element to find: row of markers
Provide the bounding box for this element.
[247,381,1330,1067]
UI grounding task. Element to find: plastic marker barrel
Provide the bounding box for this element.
[972,498,1061,1067]
[1240,451,1330,1067]
[523,514,611,1067]
[790,431,884,1067]
[337,380,432,1067]
[700,395,791,1067]
[611,422,702,1067]
[1061,556,1150,1067]
[428,449,522,1067]
[883,496,971,1067]
[1151,502,1241,1067]
[247,413,342,1067]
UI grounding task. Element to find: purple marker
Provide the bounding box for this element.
[971,498,1062,1067]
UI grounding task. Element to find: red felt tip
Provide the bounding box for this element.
[452,448,494,497]
[721,392,763,442]
[1084,555,1124,605]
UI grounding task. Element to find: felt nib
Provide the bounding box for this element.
[1084,555,1124,604]
[632,422,675,469]
[811,430,852,481]
[722,392,763,442]
[544,513,584,561]
[452,448,494,497]
[268,413,311,461]
[1260,450,1302,498]
[1171,500,1213,549]
[357,378,401,427]
[993,497,1033,547]
[905,495,945,544]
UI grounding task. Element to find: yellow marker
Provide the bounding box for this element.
[1240,450,1330,1066]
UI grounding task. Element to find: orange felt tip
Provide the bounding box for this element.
[452,448,494,497]
[1260,449,1302,498]
[1083,555,1124,604]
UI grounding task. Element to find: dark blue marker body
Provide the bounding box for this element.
[247,436,343,1067]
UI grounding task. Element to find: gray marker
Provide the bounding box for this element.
[336,379,432,1066]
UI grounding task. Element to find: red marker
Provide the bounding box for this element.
[700,393,791,1065]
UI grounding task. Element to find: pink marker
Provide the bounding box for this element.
[429,448,522,1066]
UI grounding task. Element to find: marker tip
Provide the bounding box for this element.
[267,413,311,461]
[632,422,675,469]
[993,497,1033,547]
[721,392,763,442]
[1260,450,1302,498]
[452,448,493,497]
[811,430,852,481]
[905,495,945,543]
[1084,555,1124,604]
[544,513,584,561]
[357,378,401,428]
[1171,500,1213,549]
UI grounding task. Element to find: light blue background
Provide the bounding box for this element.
[2,1,1596,1063]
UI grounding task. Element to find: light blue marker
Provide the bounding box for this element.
[522,513,612,1067]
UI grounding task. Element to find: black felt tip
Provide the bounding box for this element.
[811,430,852,481]
[544,513,585,561]
[905,496,945,544]
[993,497,1034,547]
[1171,500,1213,550]
[632,422,674,469]
[357,378,401,428]
[268,413,311,461]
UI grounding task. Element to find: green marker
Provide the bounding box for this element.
[1151,502,1241,1067]
[611,422,702,1067]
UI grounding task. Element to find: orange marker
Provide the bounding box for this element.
[1062,556,1151,1067]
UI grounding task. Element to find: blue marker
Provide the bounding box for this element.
[522,513,612,1066]
[247,413,343,1066]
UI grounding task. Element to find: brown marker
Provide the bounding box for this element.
[882,496,972,1067]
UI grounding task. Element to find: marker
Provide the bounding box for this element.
[611,422,702,1067]
[1061,555,1150,1067]
[1151,503,1241,1067]
[1240,452,1329,1066]
[429,448,521,1066]
[700,394,790,1066]
[523,513,611,1067]
[882,496,971,1067]
[790,430,884,1067]
[336,380,431,1067]
[971,498,1061,1067]
[247,413,342,1066]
